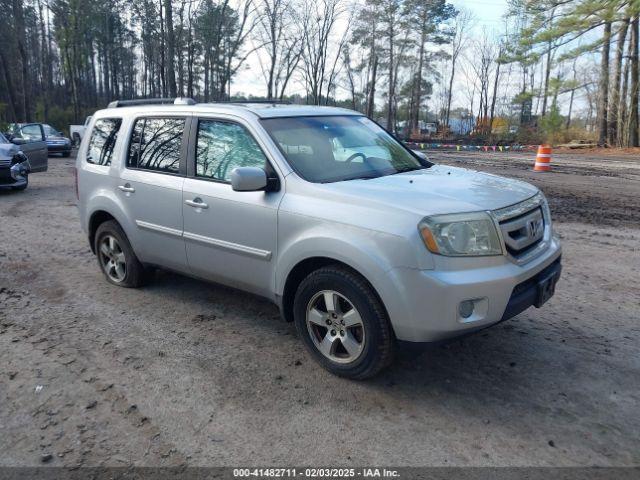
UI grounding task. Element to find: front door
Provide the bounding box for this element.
[182,118,283,297]
[17,124,48,172]
[118,116,188,273]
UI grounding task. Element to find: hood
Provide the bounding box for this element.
[321,165,539,216]
[0,142,19,161]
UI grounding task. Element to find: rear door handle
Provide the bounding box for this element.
[118,184,135,193]
[185,198,208,209]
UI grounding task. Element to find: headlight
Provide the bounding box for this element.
[419,212,503,256]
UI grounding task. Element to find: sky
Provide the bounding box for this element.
[450,0,508,30]
[231,0,509,99]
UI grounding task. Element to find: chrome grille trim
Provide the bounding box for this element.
[493,193,543,222]
[0,158,12,167]
[491,193,550,265]
[500,207,544,252]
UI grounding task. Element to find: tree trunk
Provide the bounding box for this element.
[609,19,630,145]
[489,60,501,139]
[445,56,456,128]
[386,20,395,131]
[164,0,178,97]
[541,44,552,117]
[0,48,19,121]
[618,43,631,146]
[12,0,30,121]
[597,21,612,146]
[37,0,50,121]
[411,28,426,134]
[159,0,167,97]
[366,54,377,119]
[176,0,185,96]
[629,16,639,147]
[566,62,577,130]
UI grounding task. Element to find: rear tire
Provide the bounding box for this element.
[293,265,395,379]
[94,220,147,288]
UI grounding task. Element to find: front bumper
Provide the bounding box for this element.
[382,236,562,343]
[47,143,71,153]
[0,163,29,187]
[500,257,561,321]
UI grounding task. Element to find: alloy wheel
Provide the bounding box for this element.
[98,235,127,283]
[305,290,365,364]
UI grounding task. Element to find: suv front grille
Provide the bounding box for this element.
[493,194,548,264]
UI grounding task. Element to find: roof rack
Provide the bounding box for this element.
[228,100,292,105]
[107,97,196,108]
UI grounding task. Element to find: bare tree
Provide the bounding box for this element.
[164,0,178,97]
[299,0,343,105]
[350,0,382,118]
[597,19,612,145]
[255,0,304,99]
[609,17,630,144]
[444,7,474,128]
[378,0,410,131]
[469,30,497,135]
[629,15,639,147]
[11,0,31,120]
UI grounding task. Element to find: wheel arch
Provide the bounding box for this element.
[83,187,137,254]
[279,255,390,325]
[88,210,118,253]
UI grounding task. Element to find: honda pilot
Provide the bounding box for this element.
[76,98,562,379]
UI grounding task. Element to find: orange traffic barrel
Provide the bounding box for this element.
[534,145,552,172]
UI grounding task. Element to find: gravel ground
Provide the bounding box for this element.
[0,150,639,468]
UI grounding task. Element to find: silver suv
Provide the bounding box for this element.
[76,98,562,379]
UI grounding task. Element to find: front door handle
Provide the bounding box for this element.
[118,184,135,193]
[185,198,209,209]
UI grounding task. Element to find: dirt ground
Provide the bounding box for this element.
[0,150,639,468]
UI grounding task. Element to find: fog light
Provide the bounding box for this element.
[459,300,475,319]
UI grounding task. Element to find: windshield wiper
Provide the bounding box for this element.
[346,173,382,181]
[392,166,426,175]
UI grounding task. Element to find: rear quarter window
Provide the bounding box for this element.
[86,118,122,166]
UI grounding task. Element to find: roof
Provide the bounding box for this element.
[218,103,360,119]
[96,101,361,121]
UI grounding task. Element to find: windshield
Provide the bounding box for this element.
[261,115,430,183]
[0,132,7,144]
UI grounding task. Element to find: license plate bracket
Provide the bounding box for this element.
[535,271,559,307]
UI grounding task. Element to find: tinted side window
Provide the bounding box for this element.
[196,120,267,182]
[127,118,185,174]
[86,118,122,166]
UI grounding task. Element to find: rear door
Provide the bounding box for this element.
[118,116,189,273]
[17,124,48,172]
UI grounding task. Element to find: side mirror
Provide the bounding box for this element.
[11,137,27,145]
[231,167,268,192]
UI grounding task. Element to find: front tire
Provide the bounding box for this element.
[293,265,395,379]
[94,220,147,288]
